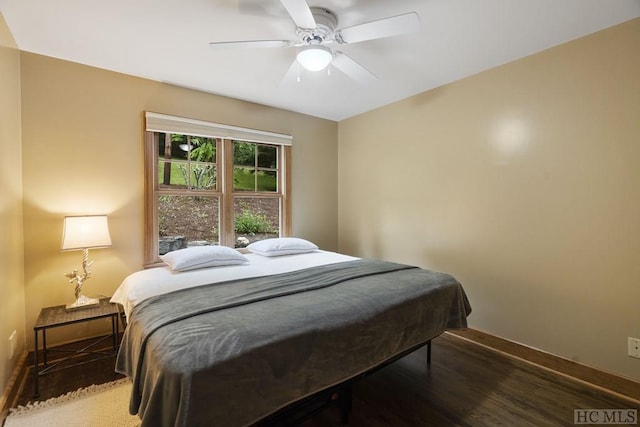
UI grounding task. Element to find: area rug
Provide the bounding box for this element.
[5,378,140,427]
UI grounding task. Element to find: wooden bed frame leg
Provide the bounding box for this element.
[427,339,432,367]
[339,383,352,425]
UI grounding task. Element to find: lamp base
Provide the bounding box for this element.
[66,294,100,311]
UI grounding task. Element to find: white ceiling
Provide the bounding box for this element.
[1,0,639,121]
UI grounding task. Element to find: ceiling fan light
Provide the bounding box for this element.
[297,45,332,71]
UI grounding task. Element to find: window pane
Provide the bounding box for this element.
[158,160,189,189]
[190,163,216,191]
[158,195,219,255]
[234,198,280,248]
[234,141,255,167]
[234,167,255,192]
[257,170,277,192]
[257,145,277,168]
[157,133,190,161]
[189,137,216,163]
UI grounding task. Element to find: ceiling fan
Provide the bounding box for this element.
[209,0,421,85]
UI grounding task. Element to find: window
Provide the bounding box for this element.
[144,112,292,266]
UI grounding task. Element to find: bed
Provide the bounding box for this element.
[111,242,471,427]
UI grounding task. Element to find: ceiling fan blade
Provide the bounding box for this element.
[281,59,302,85]
[280,0,316,29]
[336,12,420,44]
[332,51,378,85]
[209,40,294,49]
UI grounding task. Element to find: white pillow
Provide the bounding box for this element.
[160,246,249,271]
[247,237,318,257]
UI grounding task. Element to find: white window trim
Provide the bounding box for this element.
[145,112,292,146]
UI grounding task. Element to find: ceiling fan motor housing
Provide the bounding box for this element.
[297,7,338,44]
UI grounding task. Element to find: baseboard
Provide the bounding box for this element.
[0,351,29,425]
[447,328,640,403]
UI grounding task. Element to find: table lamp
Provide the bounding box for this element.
[61,215,112,310]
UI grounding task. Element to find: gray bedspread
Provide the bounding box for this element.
[116,259,471,427]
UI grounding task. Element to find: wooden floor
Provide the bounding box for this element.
[13,332,639,426]
[15,341,124,407]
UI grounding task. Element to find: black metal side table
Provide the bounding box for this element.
[33,297,120,397]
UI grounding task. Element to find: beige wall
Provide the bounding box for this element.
[0,12,25,398]
[338,18,640,381]
[20,53,338,348]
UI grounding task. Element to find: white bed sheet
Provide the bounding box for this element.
[111,250,358,319]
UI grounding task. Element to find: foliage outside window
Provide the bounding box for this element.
[144,121,291,266]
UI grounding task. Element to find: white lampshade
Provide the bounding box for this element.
[61,215,112,250]
[296,45,333,72]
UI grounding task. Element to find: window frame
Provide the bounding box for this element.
[143,114,291,267]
